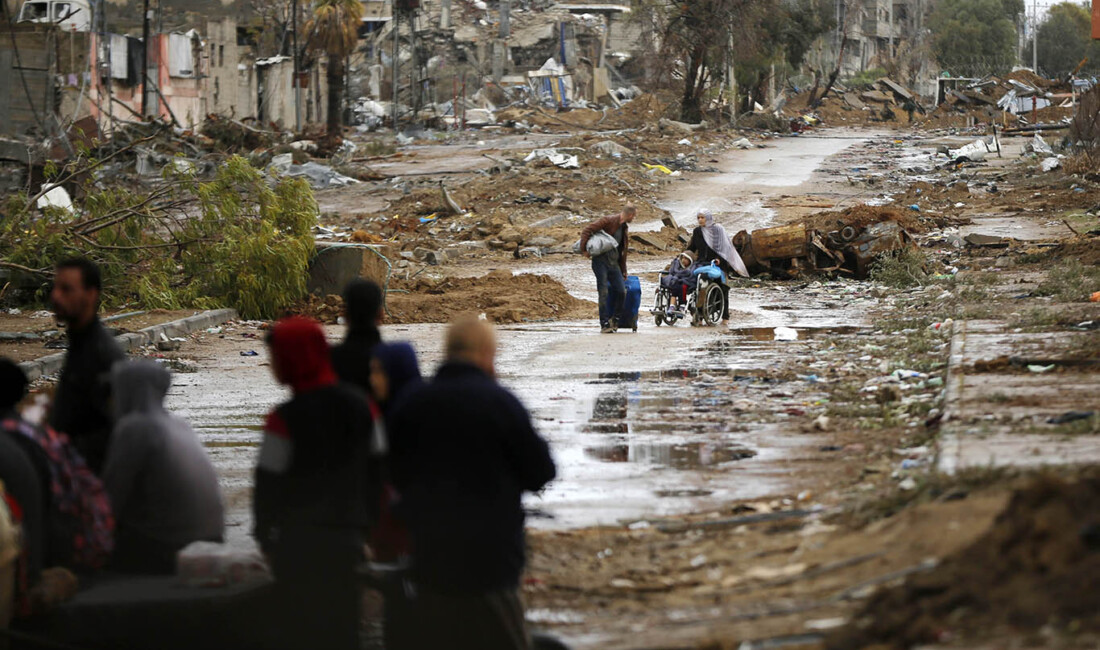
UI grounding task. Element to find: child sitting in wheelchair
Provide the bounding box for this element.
[659,251,698,318]
[653,250,731,327]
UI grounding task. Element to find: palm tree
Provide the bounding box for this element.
[306,0,364,138]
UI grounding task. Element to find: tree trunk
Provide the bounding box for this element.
[811,34,848,108]
[680,44,706,122]
[326,55,344,138]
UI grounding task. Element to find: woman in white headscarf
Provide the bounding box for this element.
[689,209,750,278]
[688,209,749,323]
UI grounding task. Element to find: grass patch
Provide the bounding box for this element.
[360,139,397,157]
[870,247,932,289]
[1033,259,1100,302]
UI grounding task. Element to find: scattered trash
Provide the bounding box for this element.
[812,415,831,431]
[1040,156,1063,173]
[948,138,990,162]
[804,618,848,632]
[1092,291,1100,303]
[240,350,259,357]
[898,477,918,491]
[524,149,581,169]
[37,184,74,214]
[773,326,798,341]
[642,163,675,175]
[1027,364,1056,373]
[732,138,753,149]
[1031,133,1053,155]
[589,141,632,157]
[1047,411,1095,424]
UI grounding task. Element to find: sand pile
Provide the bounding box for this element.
[830,473,1100,648]
[386,270,593,324]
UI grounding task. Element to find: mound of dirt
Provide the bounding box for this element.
[386,270,593,324]
[829,473,1100,648]
[804,204,926,233]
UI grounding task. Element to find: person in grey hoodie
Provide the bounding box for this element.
[103,360,224,574]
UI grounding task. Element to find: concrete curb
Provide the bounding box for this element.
[934,319,968,474]
[18,308,239,381]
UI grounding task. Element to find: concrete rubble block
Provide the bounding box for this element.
[498,228,525,244]
[527,236,558,247]
[589,140,632,157]
[452,241,490,251]
[412,247,442,265]
[631,232,670,251]
[529,214,566,229]
[307,243,392,295]
[659,118,709,134]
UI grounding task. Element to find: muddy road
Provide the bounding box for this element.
[167,131,876,549]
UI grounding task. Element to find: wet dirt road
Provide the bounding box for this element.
[166,130,877,550]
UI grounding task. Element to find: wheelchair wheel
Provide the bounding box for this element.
[702,283,725,326]
[653,289,668,326]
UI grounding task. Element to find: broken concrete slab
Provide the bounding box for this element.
[964,233,1011,248]
[308,243,392,295]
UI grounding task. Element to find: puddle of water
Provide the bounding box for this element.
[584,442,757,469]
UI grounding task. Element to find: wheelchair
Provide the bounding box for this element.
[650,264,727,327]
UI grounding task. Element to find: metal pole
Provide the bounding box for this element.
[141,0,150,116]
[1032,0,1038,72]
[392,6,399,130]
[292,0,301,132]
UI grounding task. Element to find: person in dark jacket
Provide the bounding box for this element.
[579,205,636,333]
[254,317,381,650]
[331,279,384,397]
[48,258,125,474]
[103,360,224,574]
[388,316,556,650]
[0,360,45,593]
[369,342,423,416]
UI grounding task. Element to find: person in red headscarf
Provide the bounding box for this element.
[253,317,382,650]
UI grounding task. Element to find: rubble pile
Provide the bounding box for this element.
[921,70,1077,129]
[783,77,924,127]
[386,270,593,324]
[733,210,917,280]
[830,473,1100,648]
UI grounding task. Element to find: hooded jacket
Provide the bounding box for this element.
[254,318,380,572]
[103,361,224,553]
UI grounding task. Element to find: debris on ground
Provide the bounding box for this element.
[733,206,920,279]
[830,472,1100,648]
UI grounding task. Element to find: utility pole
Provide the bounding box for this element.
[292,0,301,133]
[500,0,511,39]
[1032,0,1038,72]
[392,3,399,130]
[141,0,153,117]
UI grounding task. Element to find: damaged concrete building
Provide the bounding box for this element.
[0,0,331,153]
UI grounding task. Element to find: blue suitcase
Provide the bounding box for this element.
[619,275,641,332]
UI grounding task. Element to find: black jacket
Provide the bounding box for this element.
[389,362,556,594]
[49,318,125,474]
[254,383,381,576]
[689,227,725,269]
[331,328,381,397]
